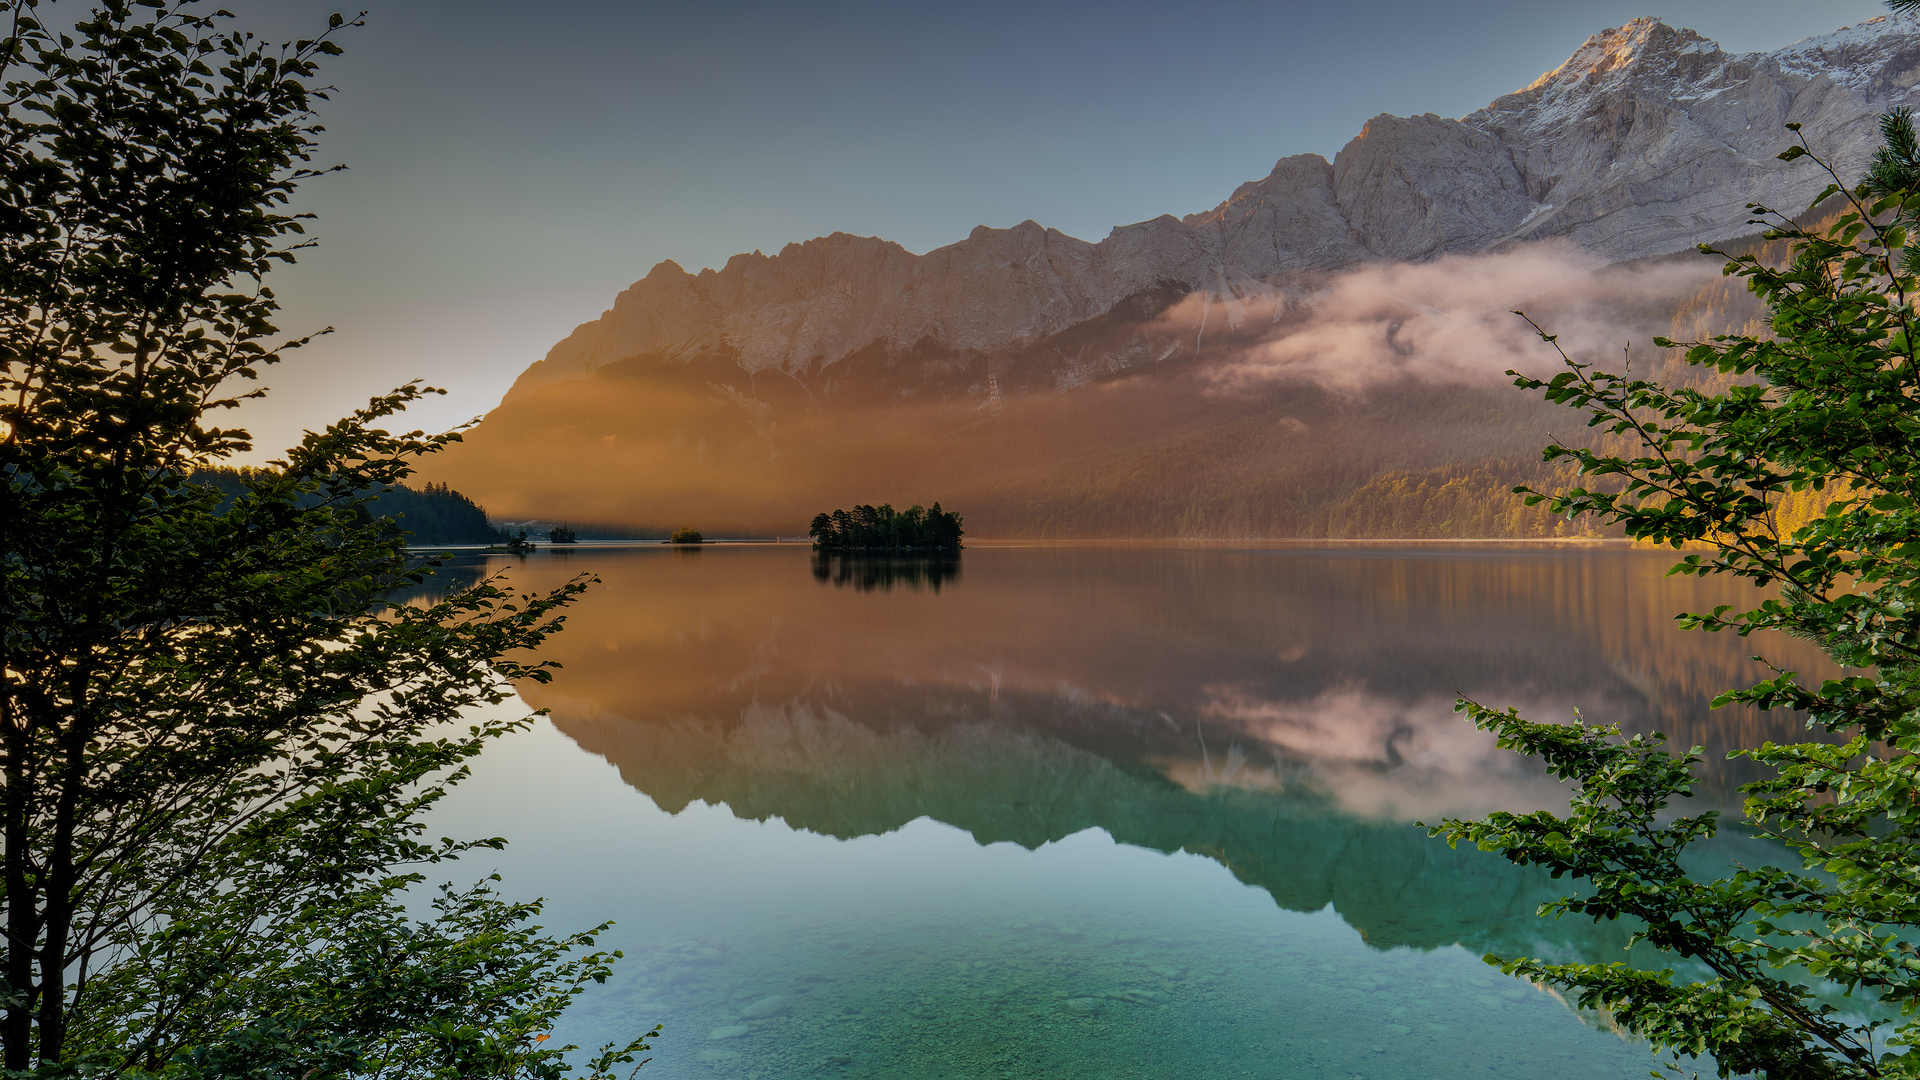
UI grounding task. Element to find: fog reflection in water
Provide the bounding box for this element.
[422,542,1828,1079]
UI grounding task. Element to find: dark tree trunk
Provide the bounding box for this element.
[3,726,37,1072]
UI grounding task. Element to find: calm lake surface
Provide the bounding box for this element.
[417,542,1835,1080]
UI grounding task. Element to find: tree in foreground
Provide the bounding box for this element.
[1436,115,1920,1078]
[0,1,648,1075]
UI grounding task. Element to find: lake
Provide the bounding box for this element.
[415,542,1834,1080]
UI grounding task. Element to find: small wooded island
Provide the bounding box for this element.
[810,503,963,551]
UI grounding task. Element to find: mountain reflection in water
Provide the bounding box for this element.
[416,541,1827,1068]
[433,543,1828,962]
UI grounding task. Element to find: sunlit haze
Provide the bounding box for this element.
[234,0,1886,461]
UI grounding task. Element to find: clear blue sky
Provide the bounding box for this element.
[237,0,1891,458]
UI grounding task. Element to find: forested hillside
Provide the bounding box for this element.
[189,469,506,545]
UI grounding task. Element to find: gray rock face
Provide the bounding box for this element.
[1333,113,1538,261]
[506,14,1920,400]
[1460,16,1918,258]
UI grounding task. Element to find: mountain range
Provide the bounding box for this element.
[424,15,1920,538]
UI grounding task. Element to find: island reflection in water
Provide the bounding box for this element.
[432,543,1830,1079]
[811,550,960,592]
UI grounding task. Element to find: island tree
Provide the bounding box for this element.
[808,502,963,551]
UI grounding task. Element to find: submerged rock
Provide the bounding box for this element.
[741,995,790,1018]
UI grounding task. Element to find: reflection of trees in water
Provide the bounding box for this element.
[513,545,1836,806]
[383,556,490,609]
[811,551,960,592]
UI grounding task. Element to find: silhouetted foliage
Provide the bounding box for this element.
[809,502,963,550]
[190,468,507,545]
[668,528,703,544]
[547,523,578,543]
[0,2,648,1075]
[377,481,507,545]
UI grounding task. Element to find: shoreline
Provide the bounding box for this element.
[407,535,1648,553]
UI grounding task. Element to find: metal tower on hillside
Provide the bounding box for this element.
[985,373,1005,417]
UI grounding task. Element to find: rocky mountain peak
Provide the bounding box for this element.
[1774,14,1920,98]
[503,15,1920,402]
[1522,18,1716,94]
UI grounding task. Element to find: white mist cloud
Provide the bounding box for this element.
[1159,243,1732,390]
[1191,684,1584,822]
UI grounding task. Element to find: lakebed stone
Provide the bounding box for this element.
[741,995,790,1018]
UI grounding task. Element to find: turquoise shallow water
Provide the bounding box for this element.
[418,543,1834,1079]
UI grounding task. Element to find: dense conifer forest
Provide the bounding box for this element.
[809,503,963,550]
[189,468,507,545]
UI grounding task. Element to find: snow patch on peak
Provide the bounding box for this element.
[1772,11,1920,98]
[1526,17,1717,91]
[1475,19,1745,134]
[503,13,1920,401]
